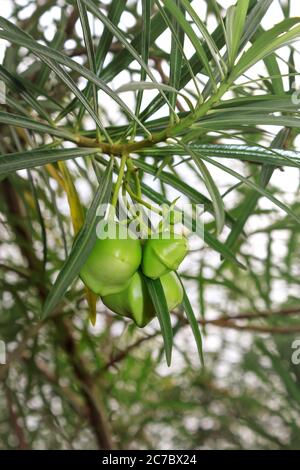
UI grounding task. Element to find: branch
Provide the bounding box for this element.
[201,320,300,334]
[213,306,300,322]
[4,385,29,449]
[0,321,44,381]
[32,357,89,419]
[99,331,159,373]
[57,318,114,449]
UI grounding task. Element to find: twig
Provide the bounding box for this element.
[0,322,44,381]
[4,385,29,449]
[212,306,300,322]
[32,357,89,419]
[99,331,159,374]
[57,318,114,449]
[201,320,300,334]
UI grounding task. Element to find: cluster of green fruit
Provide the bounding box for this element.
[80,225,188,327]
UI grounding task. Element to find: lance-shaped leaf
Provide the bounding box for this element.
[134,158,235,228]
[0,147,98,177]
[145,276,173,366]
[42,159,113,319]
[0,111,74,141]
[179,142,225,236]
[163,0,217,88]
[225,129,291,253]
[0,64,52,123]
[190,148,300,226]
[0,18,151,137]
[81,0,176,116]
[226,0,250,68]
[177,274,204,367]
[231,18,300,81]
[58,160,98,325]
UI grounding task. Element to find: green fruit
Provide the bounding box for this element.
[102,271,183,327]
[80,225,142,296]
[161,271,184,311]
[142,232,188,279]
[102,271,153,327]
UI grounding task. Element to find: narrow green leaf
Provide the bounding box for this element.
[163,0,216,88]
[134,158,235,227]
[225,129,290,252]
[226,0,250,68]
[76,0,98,117]
[263,53,284,95]
[241,0,273,47]
[42,160,113,319]
[180,143,225,235]
[145,276,173,366]
[134,0,151,122]
[95,0,126,74]
[197,113,300,129]
[62,0,160,122]
[169,0,185,114]
[177,274,204,367]
[0,147,98,177]
[0,65,52,123]
[117,81,193,111]
[0,19,151,136]
[27,169,48,271]
[180,0,226,78]
[231,18,300,81]
[77,0,126,124]
[191,149,300,226]
[138,143,300,168]
[0,26,108,138]
[36,9,67,90]
[117,82,178,94]
[81,0,176,116]
[154,0,202,106]
[0,111,74,140]
[202,0,275,97]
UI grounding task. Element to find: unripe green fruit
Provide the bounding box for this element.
[102,271,183,327]
[80,226,142,296]
[102,271,152,327]
[161,271,184,311]
[142,232,188,279]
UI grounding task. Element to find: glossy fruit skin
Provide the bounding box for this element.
[102,271,153,327]
[142,232,188,279]
[102,271,183,327]
[161,271,184,311]
[80,230,142,296]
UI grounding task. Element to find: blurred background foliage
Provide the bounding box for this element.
[1,0,300,449]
